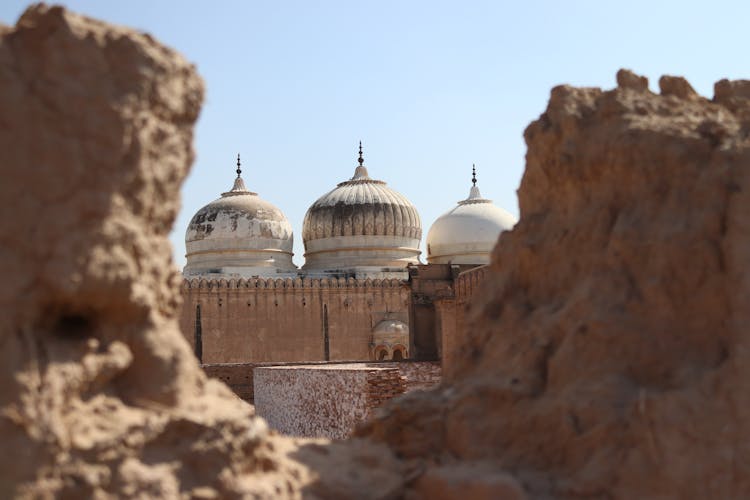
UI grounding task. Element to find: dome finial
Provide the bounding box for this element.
[351,141,371,180]
[225,153,251,195]
[465,163,485,202]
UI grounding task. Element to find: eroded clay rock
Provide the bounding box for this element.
[0,5,403,498]
[414,463,526,500]
[360,70,750,498]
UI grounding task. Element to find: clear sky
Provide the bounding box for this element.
[2,1,748,268]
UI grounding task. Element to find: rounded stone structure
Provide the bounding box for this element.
[184,158,295,277]
[302,146,421,271]
[371,319,409,360]
[426,168,517,265]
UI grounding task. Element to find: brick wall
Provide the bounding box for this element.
[365,368,407,411]
[180,278,410,365]
[251,361,441,439]
[395,361,441,391]
[202,359,441,405]
[202,363,254,402]
[454,265,488,306]
[442,265,489,375]
[254,365,376,439]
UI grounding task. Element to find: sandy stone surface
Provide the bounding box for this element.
[0,5,403,499]
[359,70,750,498]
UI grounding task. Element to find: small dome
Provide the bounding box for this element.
[302,144,421,271]
[426,167,517,265]
[373,319,409,335]
[184,156,295,277]
[371,319,409,361]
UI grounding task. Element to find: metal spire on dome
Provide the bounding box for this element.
[224,153,251,196]
[351,140,370,180]
[461,163,488,204]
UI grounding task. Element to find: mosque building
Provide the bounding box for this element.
[178,144,516,365]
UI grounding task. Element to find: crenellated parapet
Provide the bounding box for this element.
[182,276,407,290]
[455,264,489,301]
[179,273,411,364]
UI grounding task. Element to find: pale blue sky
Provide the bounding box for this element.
[2,1,747,268]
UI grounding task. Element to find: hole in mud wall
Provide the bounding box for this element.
[54,313,94,339]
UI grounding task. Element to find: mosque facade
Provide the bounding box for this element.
[178,145,516,365]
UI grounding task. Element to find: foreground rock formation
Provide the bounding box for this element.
[360,70,750,497]
[0,5,402,498]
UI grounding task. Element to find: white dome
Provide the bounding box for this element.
[302,145,421,271]
[183,159,295,277]
[426,174,517,265]
[373,319,409,335]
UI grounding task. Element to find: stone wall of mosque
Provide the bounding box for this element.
[439,264,489,375]
[254,365,389,439]
[179,277,410,364]
[202,360,441,404]
[389,360,441,391]
[201,362,254,402]
[252,362,441,439]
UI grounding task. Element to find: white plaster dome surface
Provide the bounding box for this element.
[426,179,517,265]
[302,147,422,271]
[184,161,296,277]
[373,319,409,336]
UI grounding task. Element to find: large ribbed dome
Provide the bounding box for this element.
[183,156,296,277]
[426,167,517,265]
[302,144,421,271]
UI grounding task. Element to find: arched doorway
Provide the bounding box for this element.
[376,347,390,360]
